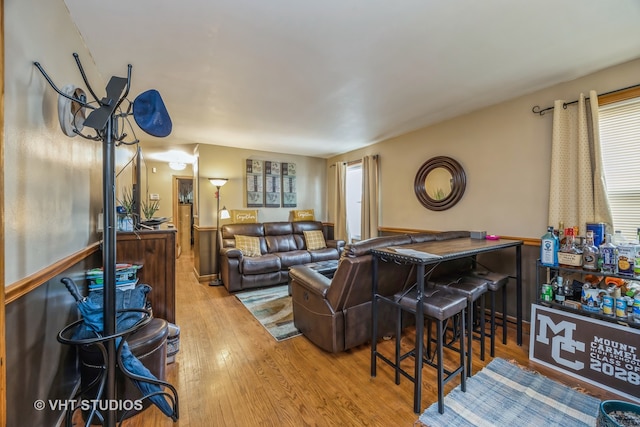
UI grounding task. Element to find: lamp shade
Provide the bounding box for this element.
[220,206,231,220]
[209,178,228,187]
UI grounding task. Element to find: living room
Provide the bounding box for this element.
[4,1,640,426]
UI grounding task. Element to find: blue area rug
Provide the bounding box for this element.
[419,358,601,427]
[235,285,301,341]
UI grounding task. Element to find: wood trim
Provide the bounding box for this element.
[4,242,101,305]
[377,226,540,246]
[599,86,640,106]
[193,224,216,231]
[0,0,6,422]
[0,0,7,427]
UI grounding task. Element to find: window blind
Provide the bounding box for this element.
[599,97,640,241]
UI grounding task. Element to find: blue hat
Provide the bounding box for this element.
[133,89,172,137]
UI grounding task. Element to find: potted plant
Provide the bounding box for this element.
[117,187,135,231]
[141,199,160,221]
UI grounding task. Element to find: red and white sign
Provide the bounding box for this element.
[530,304,640,402]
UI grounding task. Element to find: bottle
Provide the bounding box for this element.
[540,226,559,267]
[559,227,582,267]
[600,233,617,274]
[557,221,565,245]
[582,230,599,271]
[613,230,627,245]
[554,276,565,305]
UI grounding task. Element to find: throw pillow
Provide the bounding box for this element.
[291,209,315,222]
[234,235,261,257]
[230,210,258,224]
[303,230,327,251]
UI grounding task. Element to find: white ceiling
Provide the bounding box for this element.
[63,0,640,159]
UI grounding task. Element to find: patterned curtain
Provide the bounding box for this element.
[333,162,349,242]
[361,155,379,240]
[548,90,613,235]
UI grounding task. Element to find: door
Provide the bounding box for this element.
[173,176,193,256]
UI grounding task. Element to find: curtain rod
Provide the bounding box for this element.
[531,82,640,116]
[329,154,378,167]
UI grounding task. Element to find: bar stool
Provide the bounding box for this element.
[464,270,510,357]
[430,275,488,376]
[393,286,467,414]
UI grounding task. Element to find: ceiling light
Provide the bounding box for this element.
[169,162,187,171]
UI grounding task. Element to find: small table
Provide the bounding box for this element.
[302,259,339,277]
[288,259,339,294]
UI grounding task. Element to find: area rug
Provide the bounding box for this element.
[418,358,601,427]
[235,285,301,341]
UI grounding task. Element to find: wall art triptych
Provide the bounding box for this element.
[245,159,297,208]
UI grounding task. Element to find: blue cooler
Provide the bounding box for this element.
[586,222,606,247]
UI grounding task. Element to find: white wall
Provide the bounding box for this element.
[328,58,640,239]
[4,0,105,285]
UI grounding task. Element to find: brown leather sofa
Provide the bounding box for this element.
[219,221,345,292]
[288,231,470,353]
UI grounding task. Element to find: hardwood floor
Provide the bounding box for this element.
[111,249,623,426]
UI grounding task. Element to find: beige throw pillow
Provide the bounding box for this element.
[303,230,327,251]
[230,210,258,224]
[291,209,315,222]
[234,235,261,257]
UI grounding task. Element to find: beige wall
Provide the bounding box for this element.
[4,0,104,285]
[328,58,640,239]
[196,144,326,227]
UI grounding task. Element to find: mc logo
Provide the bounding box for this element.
[535,313,585,370]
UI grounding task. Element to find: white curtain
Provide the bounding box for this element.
[548,90,613,235]
[361,155,379,240]
[333,162,349,242]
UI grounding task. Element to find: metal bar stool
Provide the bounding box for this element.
[430,275,488,376]
[392,285,467,414]
[464,270,510,357]
[372,258,468,415]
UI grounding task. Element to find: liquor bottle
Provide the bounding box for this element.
[582,230,599,271]
[554,276,565,305]
[600,233,617,274]
[559,227,582,268]
[558,221,565,245]
[613,230,627,245]
[540,226,559,267]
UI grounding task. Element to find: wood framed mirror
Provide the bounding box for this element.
[414,156,466,211]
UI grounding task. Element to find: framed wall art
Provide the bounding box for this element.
[246,159,264,207]
[264,160,282,207]
[282,162,297,208]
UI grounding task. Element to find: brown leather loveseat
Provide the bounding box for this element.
[288,231,471,353]
[219,221,345,292]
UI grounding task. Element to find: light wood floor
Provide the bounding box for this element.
[100,249,623,427]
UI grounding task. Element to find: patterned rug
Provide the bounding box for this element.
[235,285,301,341]
[418,358,601,427]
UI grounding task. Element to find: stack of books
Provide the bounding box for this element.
[86,264,142,291]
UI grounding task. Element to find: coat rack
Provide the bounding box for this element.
[34,54,140,427]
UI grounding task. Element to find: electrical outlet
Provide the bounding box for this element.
[149,193,160,201]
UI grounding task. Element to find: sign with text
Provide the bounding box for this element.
[530,304,639,402]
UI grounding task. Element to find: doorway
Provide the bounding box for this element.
[173,176,194,257]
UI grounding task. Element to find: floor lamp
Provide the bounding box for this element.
[209,178,230,286]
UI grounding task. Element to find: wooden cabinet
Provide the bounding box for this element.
[117,229,176,323]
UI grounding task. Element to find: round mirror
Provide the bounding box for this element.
[414,156,466,211]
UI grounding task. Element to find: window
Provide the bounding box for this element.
[599,93,640,241]
[346,162,362,242]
